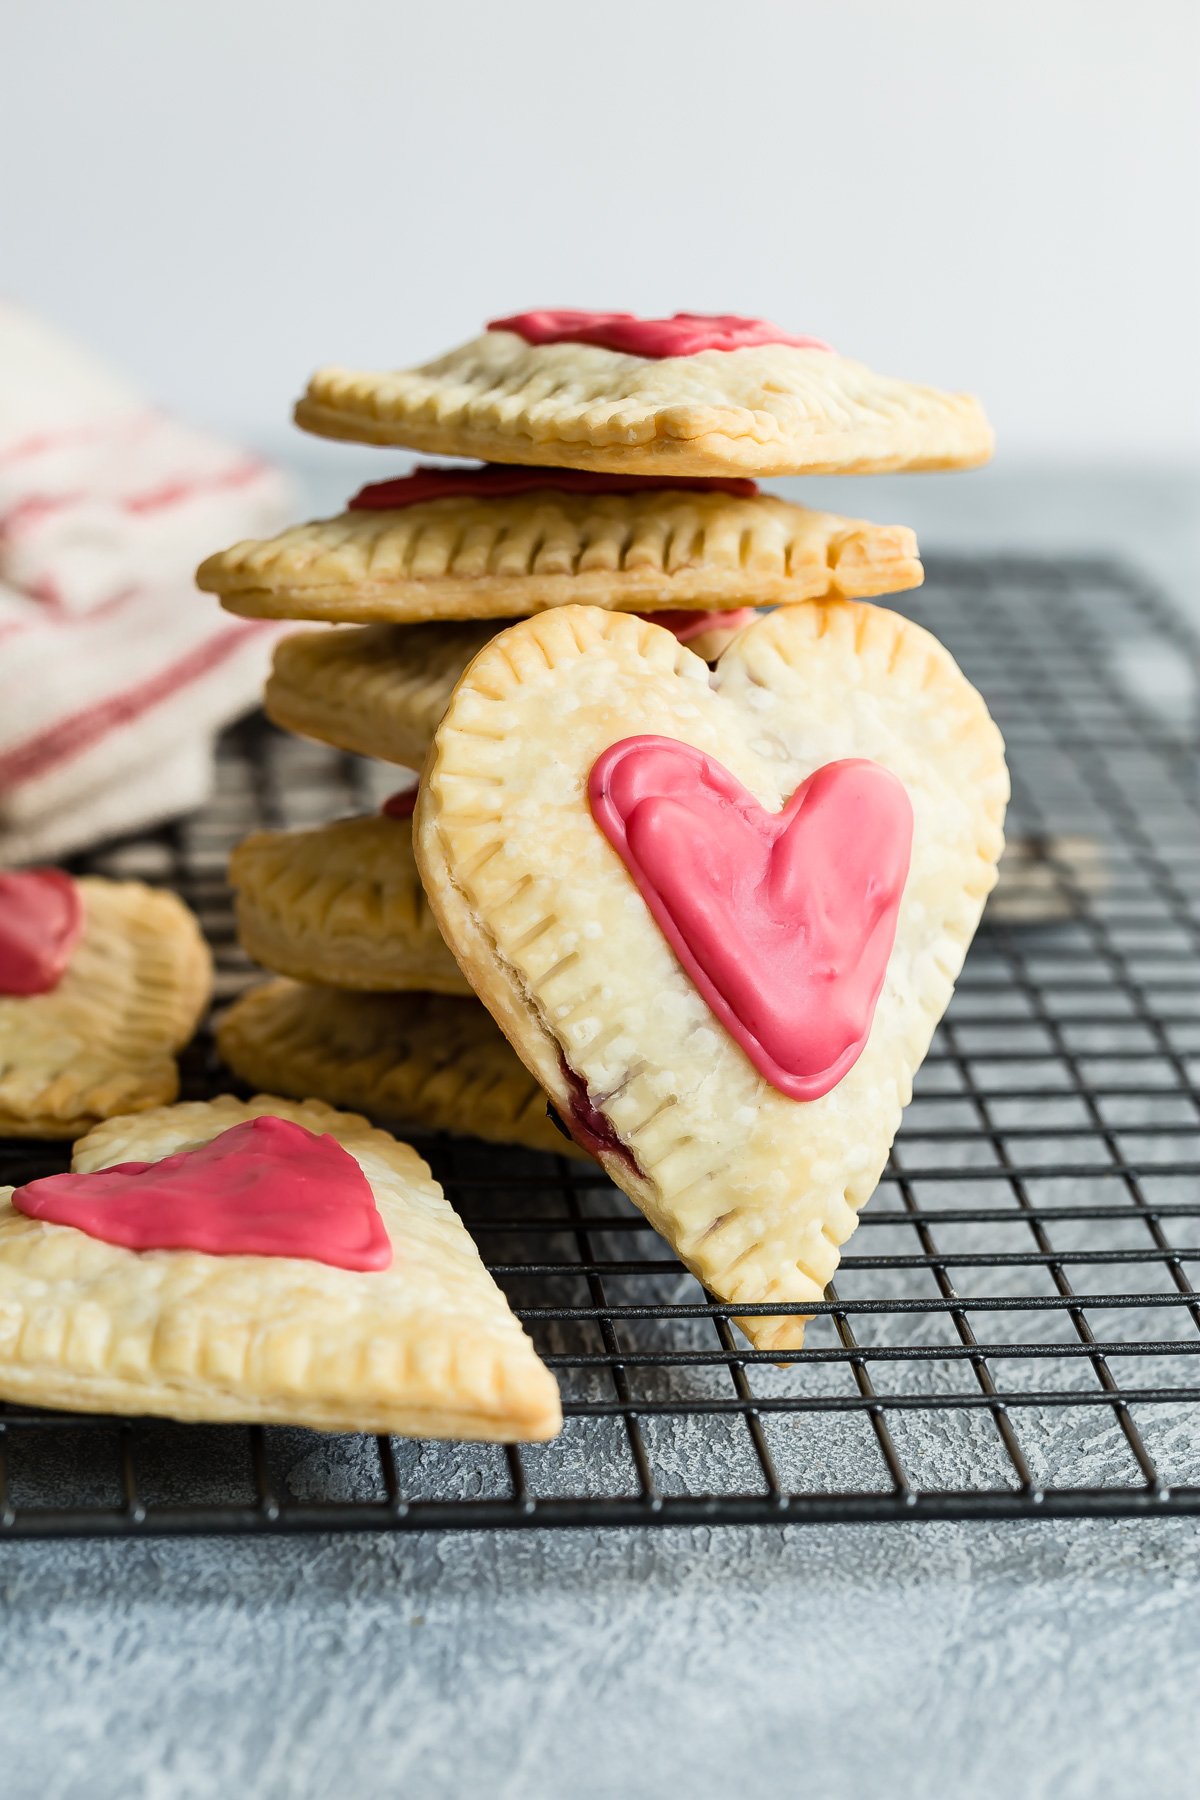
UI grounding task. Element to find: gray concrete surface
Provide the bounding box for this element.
[5,1518,1199,1800]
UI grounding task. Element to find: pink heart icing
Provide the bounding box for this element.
[12,1115,392,1271]
[0,868,84,995]
[349,464,758,509]
[588,737,913,1100]
[487,310,834,358]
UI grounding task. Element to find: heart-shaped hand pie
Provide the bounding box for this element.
[416,600,1007,1349]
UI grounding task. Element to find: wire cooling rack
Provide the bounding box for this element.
[1,554,1198,1536]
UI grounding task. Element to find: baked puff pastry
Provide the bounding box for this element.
[229,810,470,994]
[263,610,760,769]
[199,489,923,626]
[217,980,584,1160]
[265,621,499,769]
[0,1095,562,1439]
[415,602,1008,1351]
[292,325,992,476]
[0,878,212,1138]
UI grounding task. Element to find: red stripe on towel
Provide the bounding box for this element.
[0,459,270,534]
[0,412,158,470]
[0,621,273,787]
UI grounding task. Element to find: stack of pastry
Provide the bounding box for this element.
[202,313,935,1136]
[200,309,1007,1352]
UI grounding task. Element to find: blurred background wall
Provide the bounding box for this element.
[2,0,1197,467]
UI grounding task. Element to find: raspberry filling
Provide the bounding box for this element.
[348,465,758,510]
[380,787,418,820]
[555,1060,642,1175]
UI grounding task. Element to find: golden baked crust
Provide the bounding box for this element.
[229,813,469,993]
[264,622,497,767]
[216,980,584,1160]
[415,602,1008,1351]
[263,612,755,768]
[200,491,923,624]
[0,1094,561,1439]
[0,880,212,1138]
[293,332,993,475]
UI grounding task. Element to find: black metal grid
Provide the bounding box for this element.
[2,553,1199,1536]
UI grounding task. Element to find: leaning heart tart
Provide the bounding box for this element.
[292,309,993,475]
[0,871,212,1137]
[0,1095,561,1438]
[415,600,1008,1351]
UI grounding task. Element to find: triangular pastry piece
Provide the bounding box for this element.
[292,310,992,475]
[264,609,755,771]
[199,483,923,625]
[0,1095,561,1439]
[415,602,1007,1350]
[0,876,212,1138]
[217,980,584,1160]
[230,810,469,994]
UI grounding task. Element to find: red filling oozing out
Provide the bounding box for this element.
[12,1115,393,1272]
[380,787,418,820]
[487,310,834,359]
[0,869,85,996]
[557,1060,641,1174]
[348,464,758,510]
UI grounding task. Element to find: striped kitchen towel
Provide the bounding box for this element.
[0,302,292,862]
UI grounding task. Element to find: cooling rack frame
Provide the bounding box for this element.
[2,553,1198,1536]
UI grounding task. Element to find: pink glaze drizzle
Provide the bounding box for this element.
[487,310,834,359]
[589,738,912,1101]
[380,787,418,820]
[0,869,84,996]
[12,1115,392,1271]
[348,464,758,510]
[637,608,756,646]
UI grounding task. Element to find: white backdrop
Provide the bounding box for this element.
[3,0,1197,463]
